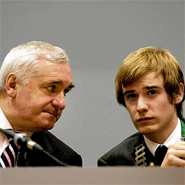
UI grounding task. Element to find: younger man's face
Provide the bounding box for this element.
[122,72,182,143]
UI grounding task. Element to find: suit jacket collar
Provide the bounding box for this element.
[31,131,54,154]
[17,131,56,166]
[133,134,155,166]
[134,119,185,166]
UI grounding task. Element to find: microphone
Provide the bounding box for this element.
[0,128,43,151]
[0,128,70,166]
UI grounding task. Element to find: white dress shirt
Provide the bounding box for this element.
[144,118,181,156]
[0,107,14,155]
[0,107,33,156]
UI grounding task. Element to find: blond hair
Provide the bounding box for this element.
[115,47,184,118]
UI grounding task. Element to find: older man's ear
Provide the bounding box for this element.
[5,73,18,98]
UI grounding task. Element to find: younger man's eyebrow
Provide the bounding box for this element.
[123,86,162,97]
[145,85,162,90]
[123,90,135,97]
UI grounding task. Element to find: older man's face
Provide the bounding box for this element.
[13,59,73,132]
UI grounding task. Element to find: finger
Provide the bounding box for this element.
[168,150,185,159]
[168,142,185,150]
[162,154,185,167]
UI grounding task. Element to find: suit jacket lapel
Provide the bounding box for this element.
[134,134,155,166]
[17,131,55,166]
[134,120,185,166]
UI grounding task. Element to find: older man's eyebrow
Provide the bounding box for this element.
[48,81,74,87]
[48,81,62,85]
[47,81,75,90]
[64,84,75,94]
[68,84,75,90]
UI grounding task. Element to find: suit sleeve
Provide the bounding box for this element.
[97,158,109,166]
[28,131,83,167]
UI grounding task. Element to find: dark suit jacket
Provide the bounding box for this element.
[98,132,157,167]
[17,131,82,167]
[98,119,185,167]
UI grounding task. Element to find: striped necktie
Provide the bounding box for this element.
[0,135,18,168]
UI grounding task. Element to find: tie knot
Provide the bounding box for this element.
[6,129,19,140]
[155,145,168,165]
[7,129,19,133]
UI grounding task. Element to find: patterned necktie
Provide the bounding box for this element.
[155,145,168,166]
[0,134,18,168]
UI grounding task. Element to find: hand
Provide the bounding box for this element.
[161,142,185,167]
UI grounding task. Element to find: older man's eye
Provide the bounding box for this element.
[47,85,56,91]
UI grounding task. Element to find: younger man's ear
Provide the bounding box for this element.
[5,73,18,97]
[174,83,184,104]
[183,85,185,102]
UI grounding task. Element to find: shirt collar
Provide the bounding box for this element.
[0,107,33,137]
[144,118,181,156]
[0,107,13,129]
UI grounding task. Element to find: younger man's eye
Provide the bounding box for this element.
[148,90,157,95]
[127,94,137,99]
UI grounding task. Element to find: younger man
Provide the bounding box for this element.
[98,47,185,167]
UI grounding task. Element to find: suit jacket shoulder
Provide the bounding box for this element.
[17,131,82,167]
[98,119,185,167]
[98,132,145,166]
